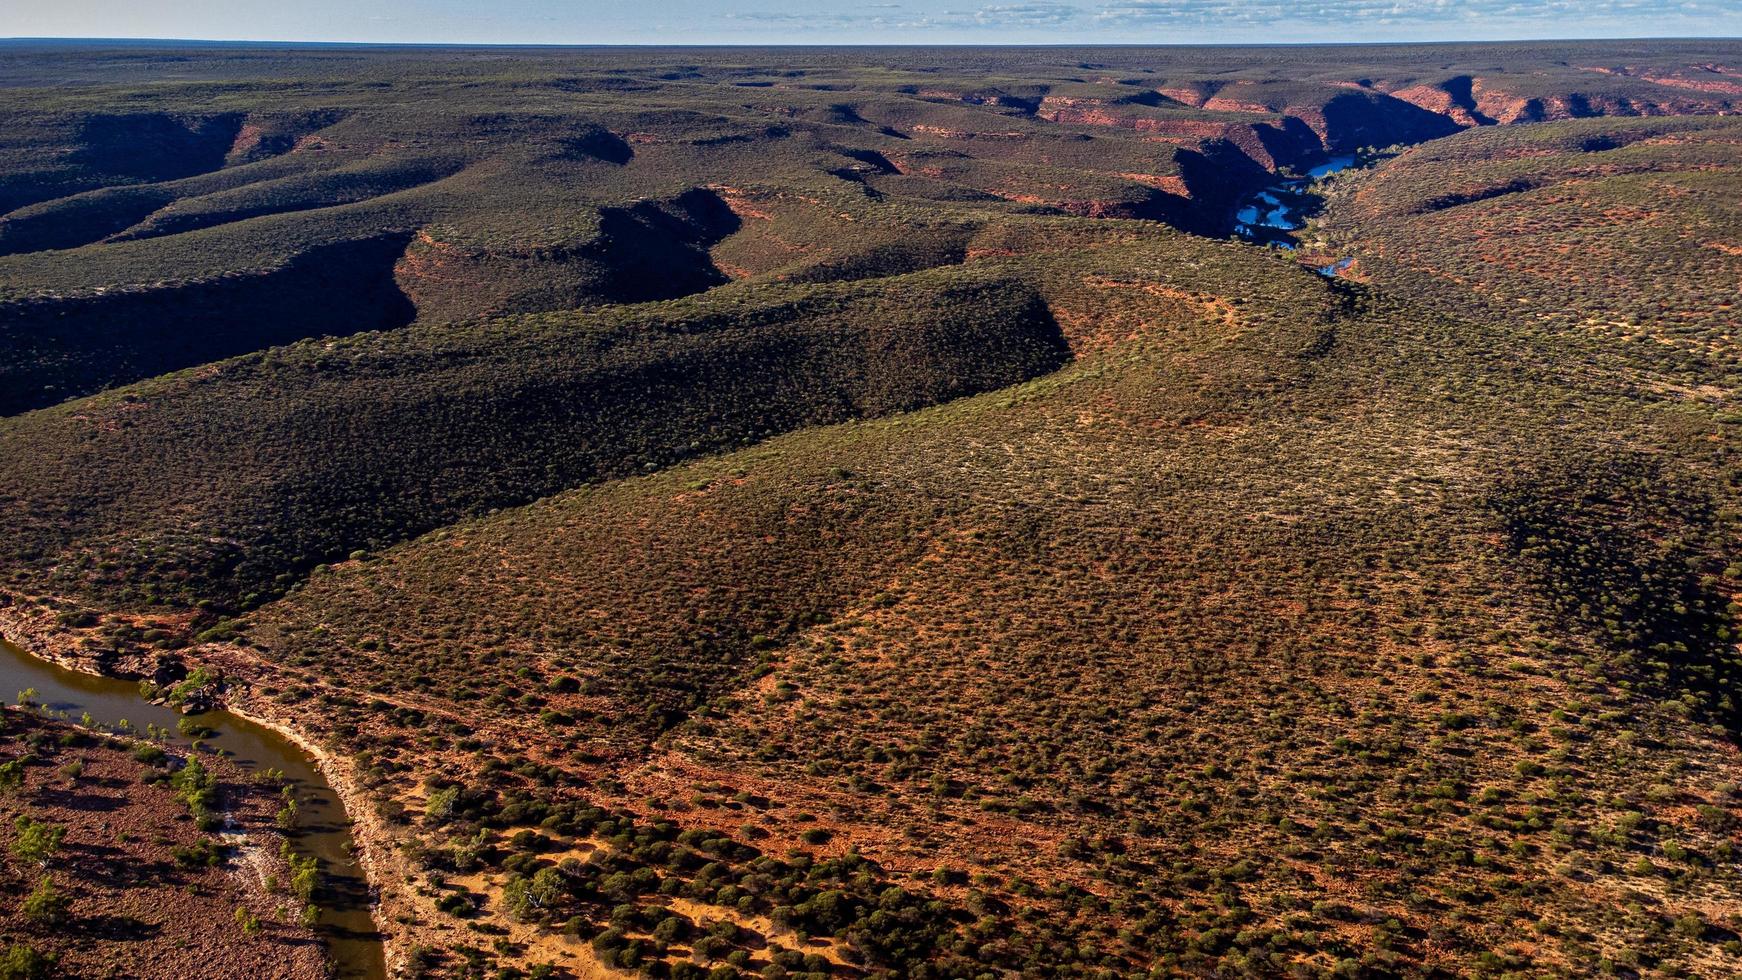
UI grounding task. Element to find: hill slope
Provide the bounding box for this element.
[3,41,1737,413]
[0,42,1739,980]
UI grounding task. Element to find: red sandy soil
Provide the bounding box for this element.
[0,709,326,979]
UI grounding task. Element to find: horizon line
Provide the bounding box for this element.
[4,34,1741,50]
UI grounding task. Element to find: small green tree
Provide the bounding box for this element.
[10,817,64,868]
[276,795,300,831]
[424,785,461,825]
[528,866,567,910]
[171,756,219,829]
[0,758,27,796]
[286,850,320,904]
[501,873,536,922]
[165,667,220,708]
[21,877,67,927]
[176,716,213,739]
[0,944,54,980]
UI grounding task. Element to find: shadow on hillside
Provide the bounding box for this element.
[0,233,417,416]
[1494,454,1742,738]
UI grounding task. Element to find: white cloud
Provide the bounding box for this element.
[715,0,1740,39]
[974,3,1083,26]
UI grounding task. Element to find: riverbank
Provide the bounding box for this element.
[0,626,390,979]
[0,707,330,977]
[217,674,414,980]
[0,597,121,676]
[1229,151,1375,253]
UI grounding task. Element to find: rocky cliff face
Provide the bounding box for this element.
[4,47,1737,419]
[1155,73,1735,232]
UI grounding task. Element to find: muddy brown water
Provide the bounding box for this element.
[0,634,385,980]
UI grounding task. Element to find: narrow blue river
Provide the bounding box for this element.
[1232,153,1358,248]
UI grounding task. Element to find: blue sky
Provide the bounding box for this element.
[9,0,1741,45]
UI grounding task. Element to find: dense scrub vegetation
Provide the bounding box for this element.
[221,257,1742,974]
[221,212,1741,976]
[2,41,1736,412]
[1313,115,1742,399]
[2,40,1741,979]
[1,260,1071,613]
[0,233,417,414]
[1493,455,1742,733]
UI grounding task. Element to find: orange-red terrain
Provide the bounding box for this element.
[1,40,1741,980]
[0,709,326,978]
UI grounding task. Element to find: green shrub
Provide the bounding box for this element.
[21,877,67,927]
[0,945,54,980]
[10,817,64,868]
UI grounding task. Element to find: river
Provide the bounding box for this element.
[1231,153,1358,252]
[0,634,385,980]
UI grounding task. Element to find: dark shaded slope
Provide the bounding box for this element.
[1318,90,1463,151]
[69,113,242,181]
[0,234,418,415]
[0,264,1068,612]
[0,112,245,213]
[390,187,741,321]
[106,157,467,242]
[1494,455,1742,735]
[0,180,745,413]
[0,185,177,255]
